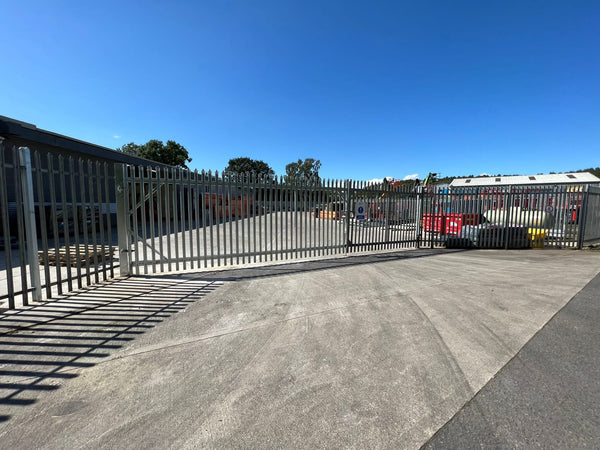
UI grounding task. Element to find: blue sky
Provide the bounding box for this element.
[2,1,599,181]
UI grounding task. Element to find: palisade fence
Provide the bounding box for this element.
[1,143,599,310]
[582,186,600,246]
[1,144,117,310]
[116,167,423,276]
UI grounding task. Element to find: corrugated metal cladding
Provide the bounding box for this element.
[451,173,600,187]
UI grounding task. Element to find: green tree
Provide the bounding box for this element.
[285,158,321,181]
[116,140,191,168]
[117,142,142,156]
[224,157,274,176]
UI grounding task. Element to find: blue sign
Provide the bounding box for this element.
[355,202,367,220]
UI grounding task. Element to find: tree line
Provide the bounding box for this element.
[117,140,321,179]
[117,139,598,182]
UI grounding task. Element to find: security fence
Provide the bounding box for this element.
[116,169,423,276]
[582,186,600,246]
[118,166,598,275]
[1,144,117,310]
[419,184,592,250]
[1,142,599,310]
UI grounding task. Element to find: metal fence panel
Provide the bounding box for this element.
[582,186,600,246]
[0,144,119,310]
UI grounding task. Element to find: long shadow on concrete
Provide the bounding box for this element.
[0,277,221,423]
[169,247,465,283]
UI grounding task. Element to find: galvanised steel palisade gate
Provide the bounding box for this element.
[116,166,424,276]
[1,142,599,310]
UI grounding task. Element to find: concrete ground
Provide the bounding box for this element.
[0,248,598,449]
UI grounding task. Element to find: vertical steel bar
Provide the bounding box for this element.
[333,179,338,254]
[187,168,194,269]
[269,175,274,261]
[207,171,214,267]
[177,168,186,270]
[577,186,589,248]
[330,179,335,254]
[313,179,317,254]
[129,165,140,275]
[13,147,29,305]
[321,179,326,255]
[146,166,157,273]
[78,159,92,281]
[554,186,562,248]
[368,184,375,252]
[193,170,201,268]
[358,180,364,252]
[95,161,107,281]
[215,171,222,267]
[257,174,263,262]
[234,173,240,265]
[201,171,208,268]
[58,155,74,291]
[343,179,349,254]
[164,168,173,272]
[293,179,298,259]
[103,162,114,279]
[115,164,130,276]
[34,150,52,299]
[172,168,180,271]
[0,142,16,308]
[320,178,325,255]
[228,173,234,265]
[156,167,165,272]
[282,177,288,259]
[46,155,62,293]
[302,180,312,257]
[300,179,305,258]
[240,173,246,264]
[68,157,83,289]
[252,172,258,263]
[86,160,99,283]
[344,180,351,254]
[564,186,572,248]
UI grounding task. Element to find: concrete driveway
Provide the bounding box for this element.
[0,249,598,449]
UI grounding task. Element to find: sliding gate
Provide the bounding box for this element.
[117,166,423,275]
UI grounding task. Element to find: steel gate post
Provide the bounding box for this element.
[385,188,391,246]
[18,147,42,302]
[115,163,131,276]
[577,185,590,250]
[345,180,352,254]
[416,187,422,249]
[504,188,513,250]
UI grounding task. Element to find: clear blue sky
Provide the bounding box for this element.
[2,0,599,181]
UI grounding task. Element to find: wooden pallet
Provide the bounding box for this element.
[39,245,114,267]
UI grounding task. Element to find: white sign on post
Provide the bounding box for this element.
[355,202,367,220]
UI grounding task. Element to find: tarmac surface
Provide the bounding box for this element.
[0,248,598,449]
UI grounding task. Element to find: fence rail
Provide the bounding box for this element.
[1,142,599,310]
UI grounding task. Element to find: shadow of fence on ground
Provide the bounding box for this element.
[186,248,467,283]
[0,276,222,423]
